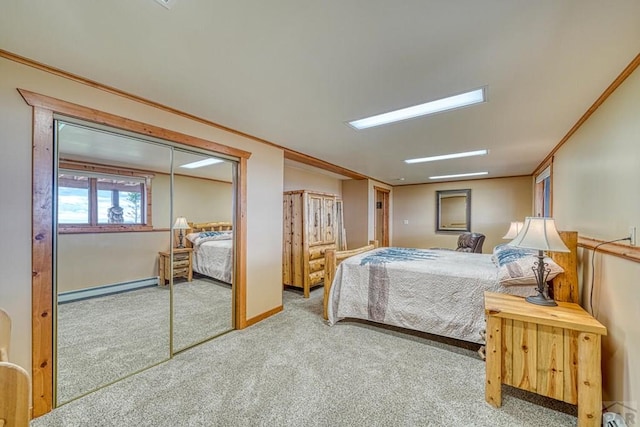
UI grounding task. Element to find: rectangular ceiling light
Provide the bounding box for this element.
[180,158,224,169]
[429,171,488,180]
[155,0,178,9]
[348,87,485,130]
[405,149,488,164]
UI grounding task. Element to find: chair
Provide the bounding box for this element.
[0,362,30,427]
[0,308,30,427]
[455,232,485,253]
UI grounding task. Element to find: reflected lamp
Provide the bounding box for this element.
[173,217,189,248]
[508,217,569,306]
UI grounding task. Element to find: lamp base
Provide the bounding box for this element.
[525,293,558,306]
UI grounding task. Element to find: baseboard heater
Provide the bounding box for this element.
[58,277,159,304]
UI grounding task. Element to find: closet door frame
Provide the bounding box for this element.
[21,88,251,417]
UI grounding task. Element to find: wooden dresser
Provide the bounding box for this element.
[484,292,607,426]
[283,190,339,297]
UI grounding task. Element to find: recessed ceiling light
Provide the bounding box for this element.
[348,87,486,130]
[405,149,488,164]
[429,172,489,180]
[180,158,224,169]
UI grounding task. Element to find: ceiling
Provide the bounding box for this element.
[1,1,639,185]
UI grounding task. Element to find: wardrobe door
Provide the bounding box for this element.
[55,120,172,405]
[307,193,324,246]
[323,196,335,244]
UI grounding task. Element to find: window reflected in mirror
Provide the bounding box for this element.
[436,189,471,232]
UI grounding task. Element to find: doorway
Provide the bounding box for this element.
[374,186,390,247]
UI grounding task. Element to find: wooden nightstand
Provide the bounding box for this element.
[484,292,607,427]
[158,248,193,285]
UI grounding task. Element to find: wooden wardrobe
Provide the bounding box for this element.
[283,190,344,297]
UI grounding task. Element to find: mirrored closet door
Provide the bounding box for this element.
[171,149,234,352]
[54,120,237,405]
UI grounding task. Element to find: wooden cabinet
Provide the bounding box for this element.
[283,190,340,297]
[484,292,607,427]
[158,248,193,285]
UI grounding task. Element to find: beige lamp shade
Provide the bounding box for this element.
[508,217,569,252]
[502,221,524,239]
[173,217,189,229]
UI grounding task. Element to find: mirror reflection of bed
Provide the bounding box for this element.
[173,220,234,351]
[55,121,235,405]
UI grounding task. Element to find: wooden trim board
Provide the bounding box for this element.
[533,52,640,176]
[23,90,250,417]
[578,236,640,264]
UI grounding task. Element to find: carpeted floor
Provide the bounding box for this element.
[56,277,232,404]
[39,287,577,426]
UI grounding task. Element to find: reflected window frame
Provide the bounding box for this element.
[435,189,471,233]
[57,160,155,234]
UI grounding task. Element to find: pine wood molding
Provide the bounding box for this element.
[578,236,640,264]
[533,52,640,176]
[2,50,372,183]
[234,157,248,329]
[283,150,367,180]
[244,305,284,327]
[23,89,250,417]
[18,89,251,160]
[31,107,54,417]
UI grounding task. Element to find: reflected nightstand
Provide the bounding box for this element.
[158,248,193,285]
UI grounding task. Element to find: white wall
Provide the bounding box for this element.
[0,57,284,374]
[283,164,343,196]
[553,66,640,405]
[392,176,532,253]
[341,179,369,248]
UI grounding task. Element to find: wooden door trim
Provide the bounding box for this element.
[374,186,390,247]
[21,89,250,417]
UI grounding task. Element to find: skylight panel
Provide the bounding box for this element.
[180,158,224,169]
[429,172,488,180]
[405,149,488,164]
[348,88,486,130]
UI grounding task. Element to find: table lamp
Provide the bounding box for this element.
[502,221,524,239]
[173,217,189,248]
[508,217,569,306]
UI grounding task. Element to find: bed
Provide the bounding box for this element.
[185,222,233,284]
[323,232,578,344]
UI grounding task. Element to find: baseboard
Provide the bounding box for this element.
[244,305,283,327]
[58,277,159,304]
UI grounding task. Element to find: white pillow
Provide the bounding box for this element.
[186,232,201,243]
[493,244,564,286]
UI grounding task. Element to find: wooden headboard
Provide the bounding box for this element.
[189,221,233,232]
[322,231,579,320]
[550,230,578,304]
[178,221,233,248]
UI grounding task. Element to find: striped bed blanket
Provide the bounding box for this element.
[327,247,534,344]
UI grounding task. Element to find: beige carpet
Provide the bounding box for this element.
[39,287,577,426]
[56,277,231,404]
